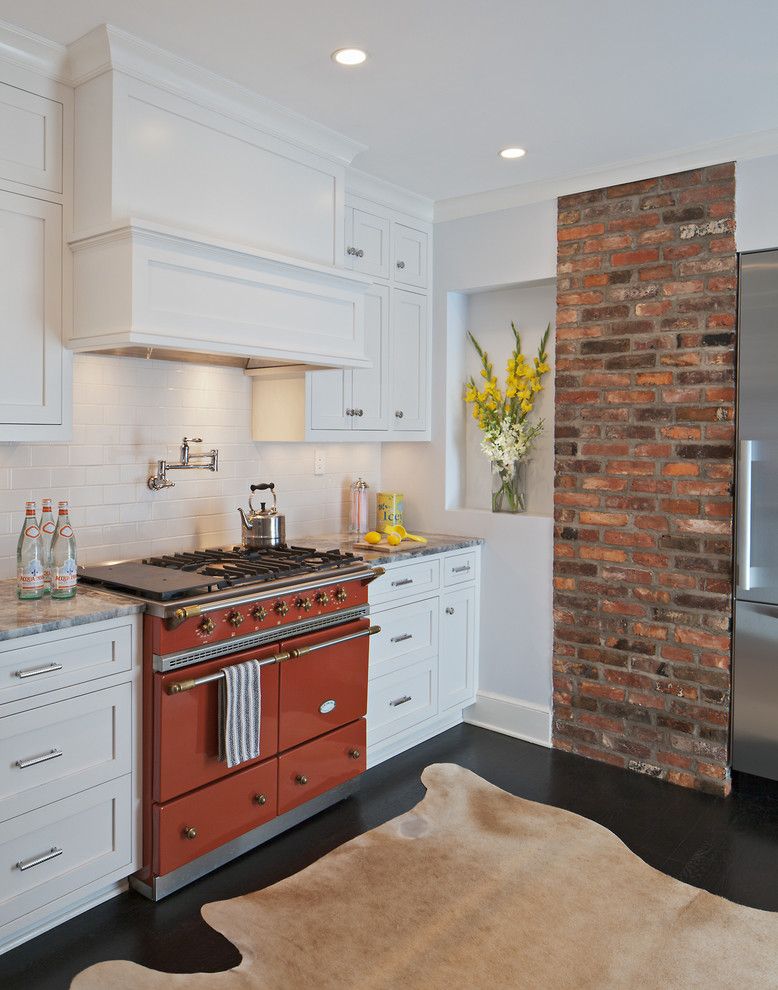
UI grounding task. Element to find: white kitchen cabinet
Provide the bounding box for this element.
[393,222,429,289]
[390,289,428,431]
[0,82,63,194]
[345,207,390,279]
[0,190,65,437]
[439,586,477,711]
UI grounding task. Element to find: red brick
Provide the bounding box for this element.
[579,510,628,526]
[558,222,606,242]
[611,248,660,267]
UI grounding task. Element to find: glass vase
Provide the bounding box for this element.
[491,460,527,513]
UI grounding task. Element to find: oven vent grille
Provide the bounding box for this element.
[154,606,371,672]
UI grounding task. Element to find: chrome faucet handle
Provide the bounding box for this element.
[183,437,203,444]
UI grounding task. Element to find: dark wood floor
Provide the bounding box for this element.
[4,723,778,989]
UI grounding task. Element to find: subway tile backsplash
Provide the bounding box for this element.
[0,354,382,577]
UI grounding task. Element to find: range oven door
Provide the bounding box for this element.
[154,642,280,803]
[278,618,370,751]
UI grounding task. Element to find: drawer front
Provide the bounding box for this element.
[278,620,369,751]
[369,557,440,605]
[370,597,438,679]
[0,620,135,705]
[443,550,477,586]
[0,777,132,929]
[154,757,278,876]
[367,658,438,746]
[155,643,280,803]
[278,719,365,815]
[0,683,131,821]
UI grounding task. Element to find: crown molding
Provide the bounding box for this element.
[66,23,367,167]
[434,127,778,223]
[0,18,69,82]
[346,165,434,222]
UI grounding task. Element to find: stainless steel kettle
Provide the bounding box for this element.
[238,482,286,548]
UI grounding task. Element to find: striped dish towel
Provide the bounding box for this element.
[218,659,262,768]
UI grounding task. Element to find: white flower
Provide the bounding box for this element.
[480,416,544,473]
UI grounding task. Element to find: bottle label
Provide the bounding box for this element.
[24,524,40,539]
[18,563,44,591]
[54,560,77,591]
[42,521,55,536]
[59,525,73,539]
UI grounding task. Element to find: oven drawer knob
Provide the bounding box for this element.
[253,793,267,806]
[227,610,244,628]
[296,596,313,612]
[334,587,347,603]
[274,600,290,617]
[315,591,330,606]
[252,605,268,622]
[348,748,361,760]
[295,774,308,786]
[183,826,197,840]
[199,617,215,635]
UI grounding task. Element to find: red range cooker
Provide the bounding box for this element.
[80,545,383,900]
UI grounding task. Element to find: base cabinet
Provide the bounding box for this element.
[440,586,476,711]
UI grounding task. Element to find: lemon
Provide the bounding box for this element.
[364,531,382,544]
[387,532,402,546]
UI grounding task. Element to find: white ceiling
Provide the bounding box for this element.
[2,0,778,203]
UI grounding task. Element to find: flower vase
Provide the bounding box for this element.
[491,460,527,513]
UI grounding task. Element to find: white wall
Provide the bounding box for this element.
[382,198,557,746]
[0,353,381,576]
[737,154,778,252]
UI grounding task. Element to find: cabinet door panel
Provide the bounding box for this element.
[0,192,62,425]
[309,369,352,431]
[393,223,428,288]
[0,83,62,193]
[390,289,427,431]
[352,209,390,279]
[440,586,476,710]
[351,285,389,431]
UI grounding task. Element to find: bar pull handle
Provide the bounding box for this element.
[390,695,412,707]
[390,633,413,644]
[737,439,753,592]
[17,847,63,872]
[16,748,62,770]
[15,662,63,679]
[392,578,413,587]
[452,564,471,574]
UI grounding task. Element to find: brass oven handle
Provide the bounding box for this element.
[166,625,381,694]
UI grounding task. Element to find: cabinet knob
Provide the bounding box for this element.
[348,748,361,760]
[356,249,364,258]
[396,260,406,269]
[347,246,356,256]
[395,410,404,418]
[445,606,455,615]
[183,826,197,840]
[295,774,308,785]
[346,408,354,416]
[356,408,364,416]
[253,793,267,806]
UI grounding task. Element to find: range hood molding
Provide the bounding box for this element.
[68,220,374,369]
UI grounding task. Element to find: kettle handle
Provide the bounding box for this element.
[249,483,276,514]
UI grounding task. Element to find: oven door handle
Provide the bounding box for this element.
[166,625,381,694]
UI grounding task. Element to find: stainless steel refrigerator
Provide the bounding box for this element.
[732,248,778,780]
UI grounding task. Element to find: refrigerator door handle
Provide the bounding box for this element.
[737,439,753,592]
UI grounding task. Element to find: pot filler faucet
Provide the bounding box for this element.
[148,437,219,491]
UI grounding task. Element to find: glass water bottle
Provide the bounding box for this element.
[17,501,45,600]
[39,497,56,594]
[51,501,78,599]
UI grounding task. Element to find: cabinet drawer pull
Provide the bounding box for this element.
[16,747,63,770]
[390,633,413,644]
[346,246,356,256]
[391,578,413,587]
[390,695,412,707]
[17,846,63,872]
[295,774,309,785]
[15,662,63,679]
[182,826,197,840]
[348,748,361,760]
[395,410,404,418]
[452,564,471,574]
[253,793,267,806]
[356,249,364,258]
[396,260,406,269]
[445,607,455,615]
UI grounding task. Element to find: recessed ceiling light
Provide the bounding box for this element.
[499,147,526,159]
[332,48,367,66]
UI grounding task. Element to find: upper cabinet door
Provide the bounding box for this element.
[390,289,428,431]
[0,83,62,194]
[308,369,352,432]
[393,223,428,289]
[0,191,63,426]
[347,208,390,280]
[351,285,389,431]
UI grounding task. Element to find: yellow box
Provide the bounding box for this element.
[376,492,404,530]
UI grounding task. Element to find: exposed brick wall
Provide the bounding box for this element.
[552,164,736,796]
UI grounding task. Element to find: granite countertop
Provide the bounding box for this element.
[0,580,145,643]
[309,532,484,565]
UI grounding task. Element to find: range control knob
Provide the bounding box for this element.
[315,591,330,606]
[295,596,313,612]
[252,605,268,622]
[198,617,215,635]
[334,587,348,604]
[274,600,290,617]
[227,610,244,628]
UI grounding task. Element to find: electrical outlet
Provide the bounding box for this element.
[313,449,326,475]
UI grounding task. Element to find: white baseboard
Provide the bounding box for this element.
[464,691,551,748]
